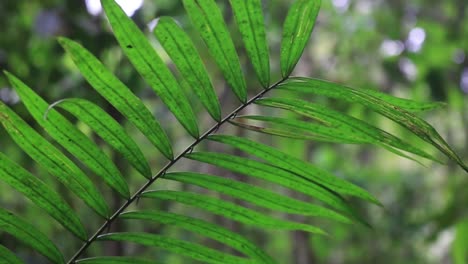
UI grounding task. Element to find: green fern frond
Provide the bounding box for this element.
[0,0,466,263]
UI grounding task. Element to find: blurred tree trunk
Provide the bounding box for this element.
[292,229,315,264]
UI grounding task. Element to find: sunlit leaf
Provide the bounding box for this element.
[183,0,247,102]
[0,208,64,264]
[0,152,87,240]
[229,0,270,87]
[163,172,352,224]
[0,100,109,218]
[101,0,199,138]
[5,72,130,199]
[58,37,173,160]
[143,190,326,234]
[49,98,151,178]
[280,0,321,77]
[98,233,251,264]
[154,17,222,121]
[121,210,275,263]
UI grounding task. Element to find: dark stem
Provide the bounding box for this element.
[67,77,289,263]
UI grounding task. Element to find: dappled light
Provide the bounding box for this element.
[407,27,426,53]
[85,0,144,16]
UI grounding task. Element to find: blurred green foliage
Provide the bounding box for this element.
[0,0,467,263]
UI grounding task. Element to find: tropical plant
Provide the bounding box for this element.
[0,0,466,263]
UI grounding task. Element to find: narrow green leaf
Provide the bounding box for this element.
[229,0,270,87]
[143,190,326,235]
[164,172,351,224]
[0,101,109,218]
[255,97,438,161]
[58,37,173,159]
[76,257,157,264]
[121,210,275,263]
[279,77,468,172]
[0,152,87,240]
[359,89,445,113]
[5,72,130,199]
[280,0,321,77]
[233,115,367,143]
[232,120,426,167]
[98,233,251,264]
[230,119,347,142]
[185,151,359,220]
[0,244,23,264]
[208,135,381,205]
[231,119,426,166]
[50,98,151,178]
[101,0,199,138]
[0,208,64,264]
[154,17,222,121]
[453,219,468,264]
[183,0,247,102]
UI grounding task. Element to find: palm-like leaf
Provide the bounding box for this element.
[182,0,248,102]
[47,98,152,178]
[101,0,199,138]
[0,0,466,263]
[0,208,64,263]
[0,100,109,218]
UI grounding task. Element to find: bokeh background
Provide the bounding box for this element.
[0,0,467,263]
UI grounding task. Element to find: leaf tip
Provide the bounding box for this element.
[56,36,67,45]
[3,70,13,79]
